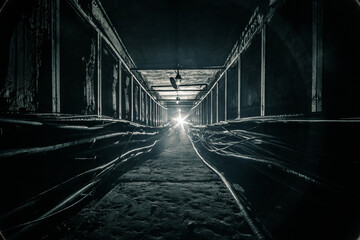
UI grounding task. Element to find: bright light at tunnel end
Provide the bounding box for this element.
[176,116,184,125]
[171,114,188,128]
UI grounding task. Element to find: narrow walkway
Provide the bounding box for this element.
[56,129,253,239]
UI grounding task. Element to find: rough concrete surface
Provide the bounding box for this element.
[55,130,253,239]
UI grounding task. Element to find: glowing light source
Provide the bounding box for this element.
[176,116,184,125]
[176,97,180,104]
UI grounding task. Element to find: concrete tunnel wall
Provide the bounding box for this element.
[190,0,360,124]
[0,0,167,126]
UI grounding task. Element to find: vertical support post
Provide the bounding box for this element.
[203,102,205,124]
[216,83,219,123]
[118,61,122,119]
[261,24,266,117]
[139,88,142,123]
[51,0,60,113]
[97,32,102,116]
[237,54,241,119]
[225,70,228,121]
[202,100,205,124]
[145,94,148,125]
[153,101,155,126]
[198,107,200,124]
[201,103,203,124]
[312,0,323,112]
[210,90,213,124]
[155,104,158,126]
[154,103,156,126]
[149,99,152,126]
[131,75,134,121]
[195,106,198,124]
[156,104,158,126]
[200,102,203,124]
[148,96,150,125]
[207,97,210,124]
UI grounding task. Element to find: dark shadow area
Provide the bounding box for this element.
[0,116,169,239]
[188,118,360,240]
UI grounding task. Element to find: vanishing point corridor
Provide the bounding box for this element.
[1,0,359,239]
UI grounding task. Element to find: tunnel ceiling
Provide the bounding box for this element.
[100,0,261,106]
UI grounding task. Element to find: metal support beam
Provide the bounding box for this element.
[312,0,323,112]
[155,104,158,126]
[206,97,209,124]
[216,83,219,123]
[197,107,199,124]
[225,70,228,121]
[131,66,225,71]
[199,103,201,124]
[148,89,207,92]
[51,0,60,113]
[151,84,208,89]
[237,54,241,119]
[131,75,134,121]
[147,95,150,125]
[118,61,122,119]
[139,88,142,122]
[150,99,152,125]
[154,102,156,126]
[210,90,213,124]
[97,32,102,116]
[145,94,148,125]
[260,24,266,117]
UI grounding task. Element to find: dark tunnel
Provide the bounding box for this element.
[0,0,359,239]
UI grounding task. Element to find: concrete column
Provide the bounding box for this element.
[97,32,102,116]
[312,0,323,112]
[51,0,60,113]
[261,24,266,117]
[131,75,134,121]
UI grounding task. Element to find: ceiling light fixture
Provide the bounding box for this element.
[176,96,180,104]
[175,69,182,86]
[169,67,182,90]
[170,77,178,90]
